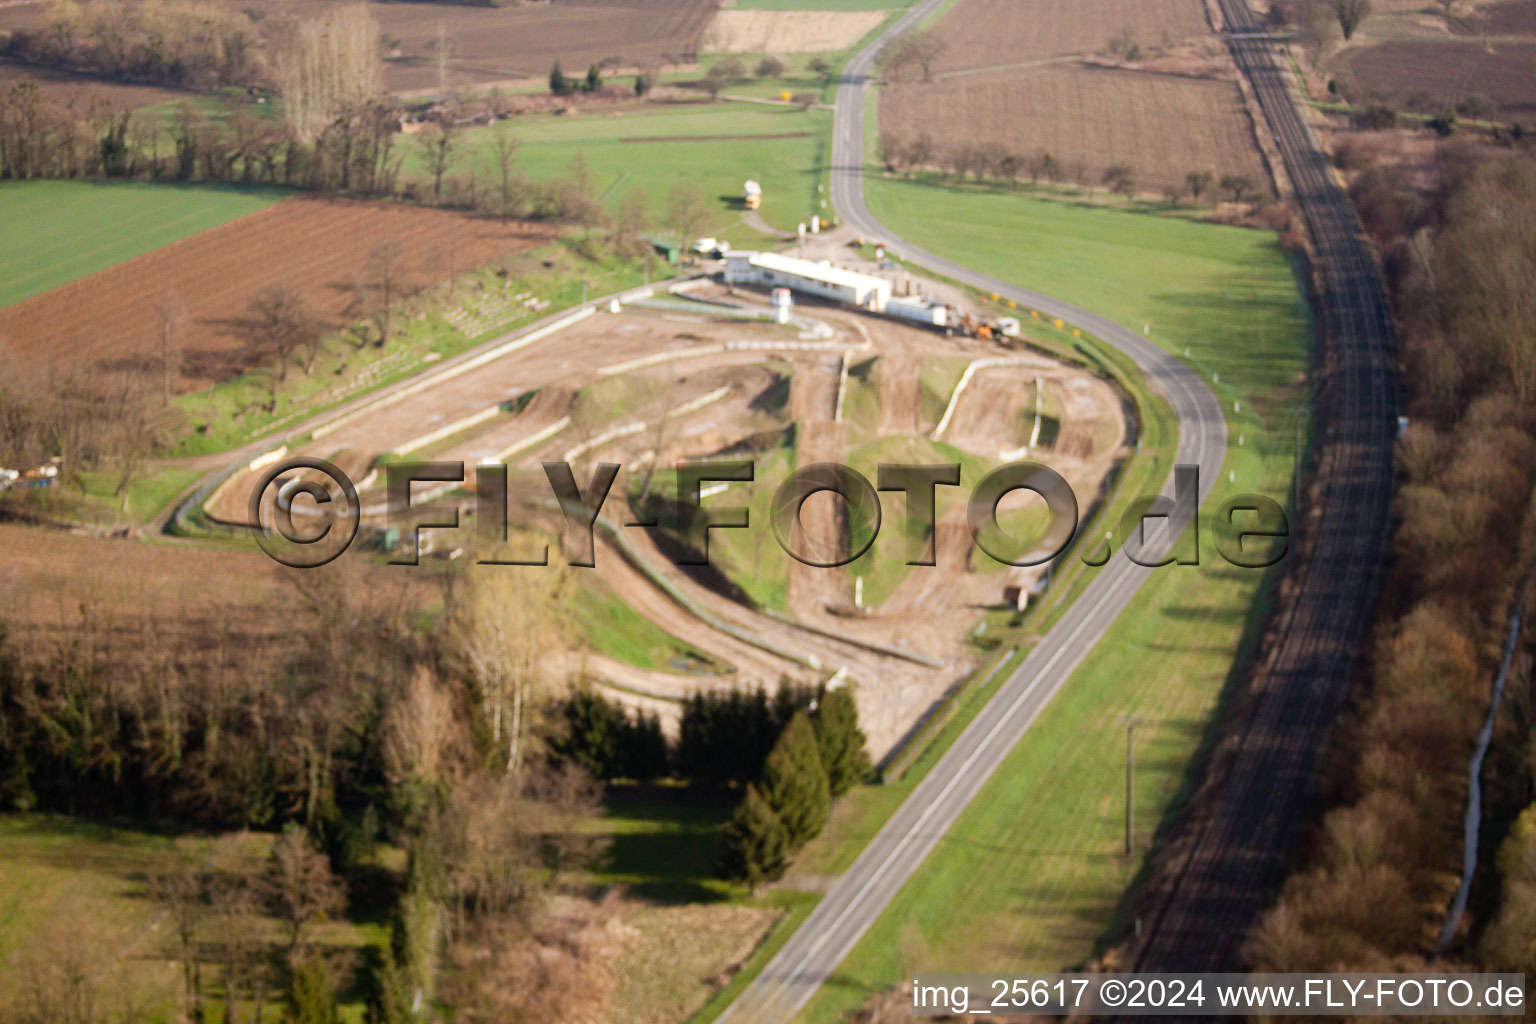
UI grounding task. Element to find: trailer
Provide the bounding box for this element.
[885,295,949,328]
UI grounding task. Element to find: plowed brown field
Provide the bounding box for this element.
[235,0,718,92]
[0,0,717,94]
[1337,40,1536,122]
[881,62,1269,194]
[0,197,555,391]
[0,56,187,110]
[923,0,1210,76]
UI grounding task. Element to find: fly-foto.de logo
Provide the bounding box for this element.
[248,457,1289,572]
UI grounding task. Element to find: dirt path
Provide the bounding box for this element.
[877,352,922,436]
[786,351,849,621]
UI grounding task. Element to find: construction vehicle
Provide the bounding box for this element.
[743,179,762,211]
[951,312,1029,344]
[955,313,994,341]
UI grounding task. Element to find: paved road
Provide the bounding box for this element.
[716,4,1228,1019]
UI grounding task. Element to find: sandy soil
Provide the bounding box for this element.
[703,10,888,54]
[785,353,850,621]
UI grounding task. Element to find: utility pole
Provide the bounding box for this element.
[1123,715,1142,857]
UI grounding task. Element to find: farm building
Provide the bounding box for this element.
[724,251,892,311]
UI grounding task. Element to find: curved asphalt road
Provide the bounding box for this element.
[717,3,1229,1020]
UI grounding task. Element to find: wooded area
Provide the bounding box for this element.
[1250,148,1536,976]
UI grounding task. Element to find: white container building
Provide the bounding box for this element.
[724,251,891,311]
[885,295,949,328]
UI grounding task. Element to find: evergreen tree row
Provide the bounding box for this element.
[551,687,669,783]
[720,688,871,892]
[552,680,821,786]
[677,681,819,785]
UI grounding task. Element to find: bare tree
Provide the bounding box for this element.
[1186,169,1215,201]
[452,559,574,773]
[266,824,345,959]
[485,118,520,216]
[666,179,712,253]
[702,63,728,101]
[1103,163,1136,201]
[149,861,208,1020]
[887,30,947,82]
[247,284,314,381]
[12,894,108,1024]
[384,665,462,789]
[1220,173,1255,204]
[273,5,384,142]
[754,55,785,79]
[153,289,185,405]
[207,839,271,1024]
[608,187,650,259]
[639,375,681,495]
[907,133,934,170]
[366,238,407,348]
[420,109,460,205]
[105,369,169,516]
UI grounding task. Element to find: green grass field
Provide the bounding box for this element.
[0,181,287,310]
[413,101,830,243]
[570,576,725,675]
[794,180,1310,1021]
[0,816,386,1023]
[60,466,205,527]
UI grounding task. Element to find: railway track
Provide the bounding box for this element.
[1129,0,1399,972]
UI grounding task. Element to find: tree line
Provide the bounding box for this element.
[879,130,1264,208]
[5,0,258,89]
[720,687,869,892]
[550,681,872,892]
[1249,148,1536,976]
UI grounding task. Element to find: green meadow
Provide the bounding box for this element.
[0,180,287,310]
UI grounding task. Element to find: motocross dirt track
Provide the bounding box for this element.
[210,290,1126,760]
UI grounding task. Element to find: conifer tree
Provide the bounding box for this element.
[813,687,871,797]
[760,711,830,847]
[719,783,788,893]
[557,686,622,778]
[620,711,670,782]
[549,61,571,96]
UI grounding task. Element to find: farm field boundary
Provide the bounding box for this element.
[0,181,287,311]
